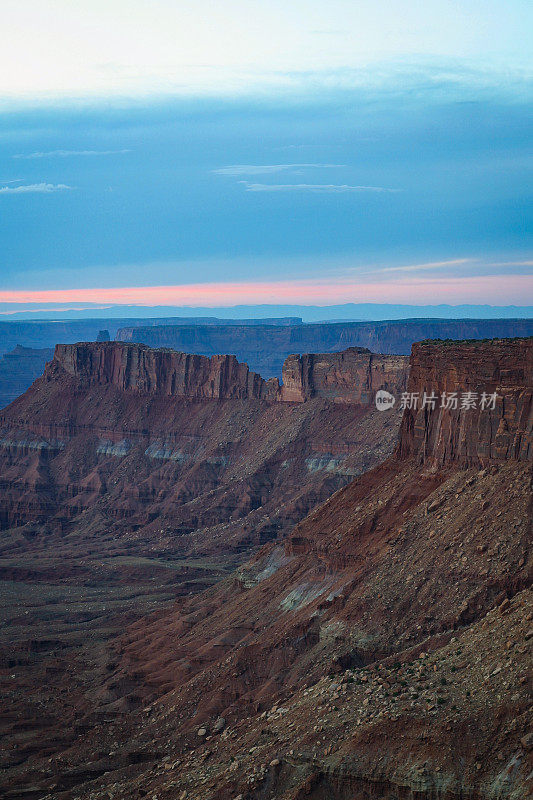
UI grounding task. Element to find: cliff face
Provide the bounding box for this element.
[1,319,530,407]
[0,318,302,411]
[398,338,532,466]
[281,347,408,403]
[118,318,533,377]
[51,342,280,401]
[0,343,405,537]
[28,334,525,800]
[46,342,410,406]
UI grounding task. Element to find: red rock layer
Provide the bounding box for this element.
[48,342,410,406]
[51,342,280,400]
[0,343,407,536]
[397,338,532,466]
[0,337,531,800]
[280,348,408,403]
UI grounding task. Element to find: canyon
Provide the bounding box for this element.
[118,318,533,377]
[0,342,408,545]
[0,318,300,409]
[2,318,532,411]
[0,337,531,800]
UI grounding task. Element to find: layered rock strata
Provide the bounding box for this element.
[398,338,532,465]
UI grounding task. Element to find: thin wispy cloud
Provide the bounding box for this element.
[488,259,533,267]
[239,182,398,193]
[13,149,131,159]
[0,182,72,194]
[214,164,344,175]
[378,258,472,273]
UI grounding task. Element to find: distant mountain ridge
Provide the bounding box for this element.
[2,302,532,320]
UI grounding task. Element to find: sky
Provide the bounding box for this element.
[0,0,532,313]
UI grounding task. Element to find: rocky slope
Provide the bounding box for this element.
[118,318,533,377]
[0,338,531,800]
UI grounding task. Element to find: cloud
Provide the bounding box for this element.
[378,258,472,273]
[0,182,72,194]
[213,163,344,175]
[0,274,530,307]
[239,182,398,193]
[13,149,131,159]
[487,259,533,267]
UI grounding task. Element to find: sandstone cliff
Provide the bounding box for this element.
[51,341,280,401]
[2,318,530,407]
[45,341,410,406]
[0,343,407,537]
[398,338,532,466]
[281,347,408,403]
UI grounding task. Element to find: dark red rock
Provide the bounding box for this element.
[397,338,532,466]
[280,348,408,403]
[0,343,408,535]
[51,342,280,401]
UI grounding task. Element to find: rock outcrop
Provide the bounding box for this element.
[51,342,280,401]
[2,318,531,407]
[398,338,532,466]
[280,347,408,403]
[46,342,409,406]
[0,343,407,536]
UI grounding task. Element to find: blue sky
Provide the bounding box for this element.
[0,1,531,310]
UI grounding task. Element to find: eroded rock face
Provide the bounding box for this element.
[397,338,533,466]
[52,342,280,401]
[0,343,406,535]
[1,337,531,800]
[281,348,408,403]
[48,342,410,406]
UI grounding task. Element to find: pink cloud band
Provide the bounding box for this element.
[0,275,531,306]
